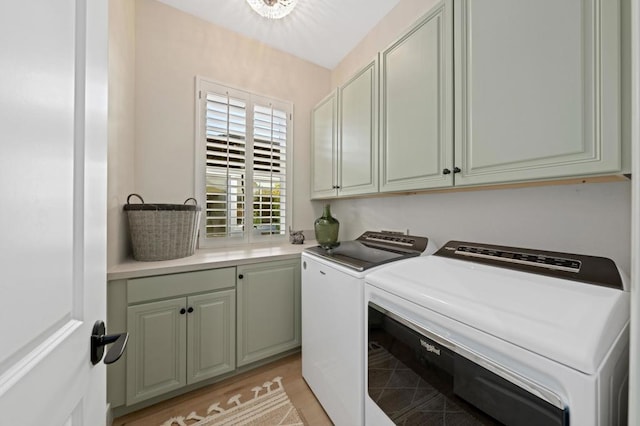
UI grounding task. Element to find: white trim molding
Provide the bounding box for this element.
[630,0,639,424]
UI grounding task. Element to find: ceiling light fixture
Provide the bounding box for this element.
[246,0,298,20]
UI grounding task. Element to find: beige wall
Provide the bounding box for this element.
[332,0,439,87]
[133,0,330,228]
[108,0,136,267]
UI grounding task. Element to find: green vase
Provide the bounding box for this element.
[314,204,340,249]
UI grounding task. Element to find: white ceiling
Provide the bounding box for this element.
[155,0,401,69]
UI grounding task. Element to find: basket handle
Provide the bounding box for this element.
[184,197,198,206]
[127,193,144,204]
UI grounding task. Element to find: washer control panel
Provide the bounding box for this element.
[357,231,428,252]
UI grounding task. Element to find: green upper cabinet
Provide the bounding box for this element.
[311,60,379,199]
[338,60,379,197]
[453,0,622,186]
[309,0,625,199]
[311,92,338,199]
[380,0,453,192]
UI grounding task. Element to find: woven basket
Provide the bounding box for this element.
[124,194,201,261]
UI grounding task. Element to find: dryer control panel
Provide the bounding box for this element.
[435,241,624,290]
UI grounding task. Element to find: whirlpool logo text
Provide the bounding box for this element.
[420,339,441,356]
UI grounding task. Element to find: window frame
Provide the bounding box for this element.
[195,76,293,248]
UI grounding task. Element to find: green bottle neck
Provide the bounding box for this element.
[322,204,332,218]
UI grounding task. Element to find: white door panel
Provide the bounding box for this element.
[0,0,108,424]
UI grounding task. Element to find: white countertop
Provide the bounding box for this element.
[107,240,316,281]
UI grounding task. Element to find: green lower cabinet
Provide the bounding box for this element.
[125,290,235,406]
[126,298,187,405]
[108,260,301,412]
[236,259,301,367]
[187,291,236,383]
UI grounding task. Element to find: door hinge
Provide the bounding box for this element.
[198,90,202,99]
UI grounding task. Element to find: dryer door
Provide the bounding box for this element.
[367,302,569,425]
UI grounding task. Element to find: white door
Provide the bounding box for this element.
[0,0,108,425]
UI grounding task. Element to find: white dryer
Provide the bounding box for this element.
[365,240,630,425]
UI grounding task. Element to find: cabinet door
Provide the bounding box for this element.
[126,298,187,405]
[311,92,338,199]
[454,0,621,186]
[338,60,378,196]
[187,290,236,384]
[237,259,301,367]
[380,1,453,192]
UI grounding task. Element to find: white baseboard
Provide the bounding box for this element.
[106,403,113,426]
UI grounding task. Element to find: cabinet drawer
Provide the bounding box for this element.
[127,267,236,304]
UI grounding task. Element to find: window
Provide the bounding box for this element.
[196,78,292,247]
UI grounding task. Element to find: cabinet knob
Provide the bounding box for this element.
[443,168,451,175]
[180,308,186,315]
[453,167,461,173]
[238,274,244,279]
[187,307,194,313]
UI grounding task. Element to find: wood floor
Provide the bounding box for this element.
[112,353,333,425]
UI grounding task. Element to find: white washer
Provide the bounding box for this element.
[364,240,630,426]
[301,231,437,425]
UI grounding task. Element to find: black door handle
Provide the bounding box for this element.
[90,320,128,365]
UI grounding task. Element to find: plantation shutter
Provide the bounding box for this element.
[197,78,292,246]
[252,103,288,236]
[205,91,247,239]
